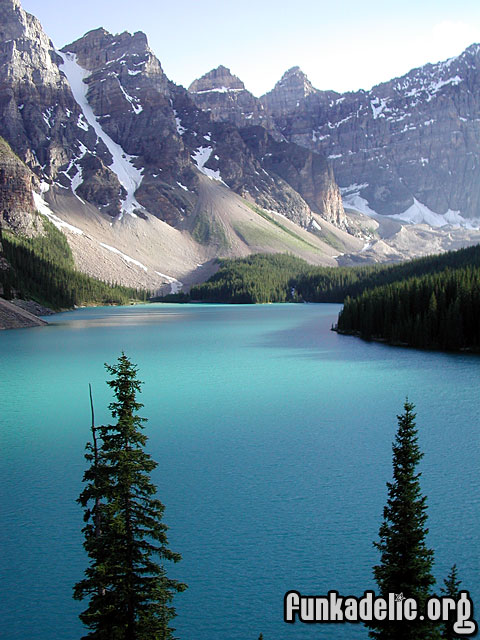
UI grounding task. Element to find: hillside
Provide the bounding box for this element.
[187,244,480,308]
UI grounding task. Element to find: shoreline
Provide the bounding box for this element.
[0,298,49,330]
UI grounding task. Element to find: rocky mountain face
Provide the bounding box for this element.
[0,0,344,235]
[258,47,480,225]
[0,137,38,235]
[2,0,480,296]
[239,126,344,227]
[0,0,86,181]
[189,66,280,136]
[188,66,346,228]
[0,0,357,292]
[261,66,318,116]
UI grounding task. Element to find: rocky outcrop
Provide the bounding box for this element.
[0,0,125,213]
[261,47,480,224]
[0,136,38,235]
[188,67,345,226]
[189,66,280,136]
[60,29,332,228]
[261,67,318,117]
[240,126,345,227]
[0,0,346,242]
[0,297,48,329]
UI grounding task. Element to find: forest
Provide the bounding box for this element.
[0,218,148,309]
[186,246,480,305]
[336,265,480,351]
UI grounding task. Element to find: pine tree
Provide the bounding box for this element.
[368,400,440,640]
[441,565,462,640]
[74,353,187,640]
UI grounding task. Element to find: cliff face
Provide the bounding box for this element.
[188,67,346,227]
[0,0,337,232]
[0,137,38,235]
[0,0,129,217]
[3,0,480,293]
[261,66,318,117]
[240,127,345,227]
[189,66,280,136]
[259,46,480,224]
[0,0,353,288]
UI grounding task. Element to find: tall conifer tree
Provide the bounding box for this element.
[368,400,440,640]
[74,353,186,640]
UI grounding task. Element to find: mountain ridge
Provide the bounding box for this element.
[1,0,480,297]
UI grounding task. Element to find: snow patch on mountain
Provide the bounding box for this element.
[343,186,479,229]
[194,87,243,94]
[57,51,144,218]
[117,79,143,115]
[371,97,388,119]
[155,271,183,294]
[390,198,478,229]
[99,243,148,271]
[173,110,186,135]
[33,184,84,235]
[191,146,228,185]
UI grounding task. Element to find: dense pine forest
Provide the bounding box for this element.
[336,266,480,351]
[0,218,147,309]
[188,246,480,305]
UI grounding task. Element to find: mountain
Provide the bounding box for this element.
[1,0,480,302]
[259,48,480,227]
[0,0,358,295]
[188,65,280,135]
[261,66,319,116]
[188,67,346,229]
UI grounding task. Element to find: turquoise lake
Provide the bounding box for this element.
[1,303,479,639]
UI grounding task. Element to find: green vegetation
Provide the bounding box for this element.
[245,201,319,250]
[441,565,463,640]
[0,217,148,309]
[192,211,229,249]
[188,246,480,305]
[190,253,312,303]
[185,245,480,351]
[337,264,480,351]
[369,401,440,640]
[75,354,186,639]
[309,224,345,251]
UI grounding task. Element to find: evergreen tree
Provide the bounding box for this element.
[74,354,187,639]
[368,400,440,640]
[441,565,462,640]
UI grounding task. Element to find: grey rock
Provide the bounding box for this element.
[263,47,480,222]
[189,66,280,136]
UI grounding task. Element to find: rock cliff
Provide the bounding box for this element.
[188,66,346,227]
[260,47,480,225]
[189,66,280,135]
[0,137,38,235]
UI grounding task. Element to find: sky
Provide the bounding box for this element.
[20,0,480,96]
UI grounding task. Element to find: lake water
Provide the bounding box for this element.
[1,303,479,640]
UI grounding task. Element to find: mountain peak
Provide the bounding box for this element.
[260,66,317,116]
[62,28,151,72]
[276,66,316,95]
[189,66,245,94]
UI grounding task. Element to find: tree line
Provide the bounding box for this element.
[0,218,148,309]
[336,265,480,351]
[186,245,480,307]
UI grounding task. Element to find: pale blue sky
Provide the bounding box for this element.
[21,0,480,96]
